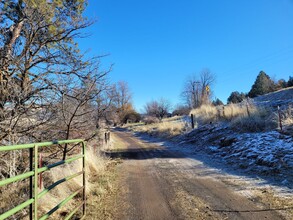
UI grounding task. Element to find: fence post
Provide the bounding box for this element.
[191,114,194,129]
[29,148,33,220]
[104,132,107,144]
[108,132,110,142]
[278,106,283,131]
[223,106,225,118]
[34,145,38,220]
[246,103,250,117]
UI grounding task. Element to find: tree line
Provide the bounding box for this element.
[142,70,292,120]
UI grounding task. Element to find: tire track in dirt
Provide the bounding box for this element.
[113,129,286,220]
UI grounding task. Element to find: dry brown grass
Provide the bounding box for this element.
[85,133,124,220]
[283,116,293,126]
[231,111,277,132]
[189,103,280,132]
[254,188,293,219]
[281,105,293,135]
[222,103,257,120]
[0,181,31,219]
[283,106,293,126]
[85,159,119,220]
[0,137,120,219]
[38,146,111,218]
[190,103,257,124]
[128,118,190,138]
[190,104,218,124]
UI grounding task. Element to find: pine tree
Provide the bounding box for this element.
[248,71,275,98]
[287,76,293,87]
[227,91,246,104]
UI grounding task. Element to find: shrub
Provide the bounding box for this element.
[122,111,141,124]
[172,105,190,116]
[142,116,160,125]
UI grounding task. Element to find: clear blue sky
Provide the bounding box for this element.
[78,0,293,112]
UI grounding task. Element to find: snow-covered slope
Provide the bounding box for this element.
[177,122,293,186]
[252,87,293,109]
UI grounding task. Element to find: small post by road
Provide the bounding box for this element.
[278,106,283,131]
[191,114,194,129]
[222,106,225,118]
[108,132,110,142]
[246,103,250,117]
[105,132,108,144]
[105,131,111,145]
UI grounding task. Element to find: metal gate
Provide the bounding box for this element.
[0,139,86,220]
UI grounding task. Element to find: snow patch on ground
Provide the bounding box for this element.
[135,123,293,188]
[210,130,293,176]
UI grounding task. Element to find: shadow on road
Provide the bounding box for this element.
[103,147,184,160]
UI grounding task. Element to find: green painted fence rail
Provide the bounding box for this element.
[0,139,86,220]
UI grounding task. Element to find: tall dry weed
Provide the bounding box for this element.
[190,103,258,124]
[190,104,218,124]
[221,103,257,120]
[231,111,277,132]
[189,103,279,132]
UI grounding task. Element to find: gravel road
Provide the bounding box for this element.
[112,129,287,220]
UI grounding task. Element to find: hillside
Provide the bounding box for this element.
[253,87,293,109]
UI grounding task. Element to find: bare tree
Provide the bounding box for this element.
[144,98,171,119]
[114,81,132,108]
[181,75,201,109]
[181,69,215,108]
[109,81,136,125]
[0,0,94,143]
[200,69,216,105]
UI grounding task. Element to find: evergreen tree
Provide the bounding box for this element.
[212,98,224,106]
[287,76,293,87]
[227,91,246,104]
[248,71,275,98]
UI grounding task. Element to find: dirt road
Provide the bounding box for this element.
[112,129,287,220]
